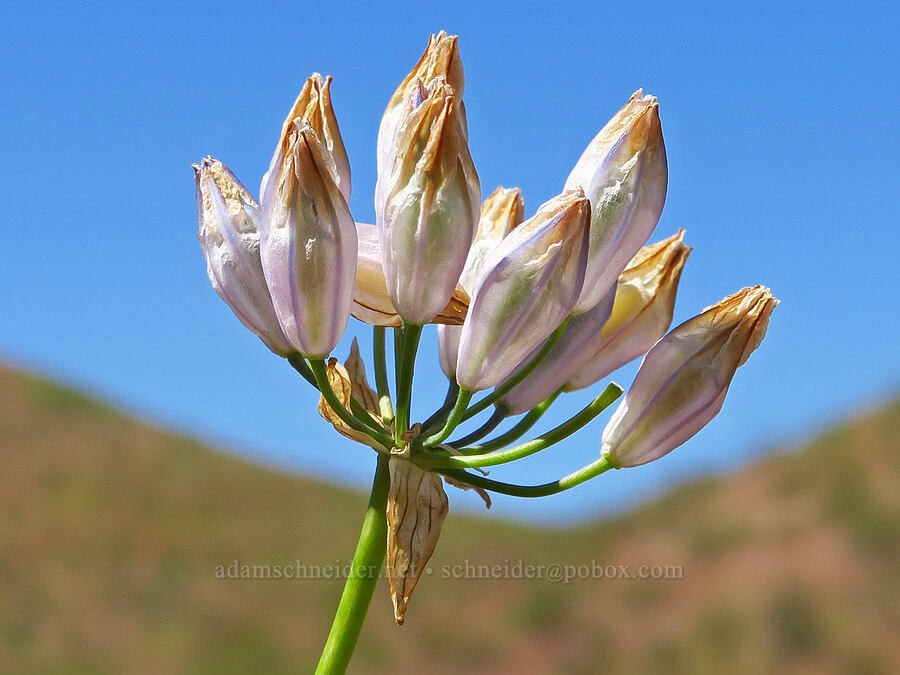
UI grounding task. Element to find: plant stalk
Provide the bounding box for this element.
[372,326,394,423]
[314,454,391,674]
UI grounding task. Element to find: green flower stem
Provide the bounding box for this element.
[456,389,562,455]
[314,454,390,675]
[287,352,318,388]
[308,359,394,449]
[423,383,622,469]
[437,455,615,498]
[421,388,474,447]
[392,324,407,407]
[448,406,508,447]
[372,326,393,423]
[461,317,571,422]
[393,323,422,444]
[421,380,460,432]
[348,398,388,435]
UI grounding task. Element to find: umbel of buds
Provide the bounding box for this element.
[194,31,777,673]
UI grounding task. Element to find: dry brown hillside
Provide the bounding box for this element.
[0,363,897,673]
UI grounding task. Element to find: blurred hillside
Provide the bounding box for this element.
[0,363,897,673]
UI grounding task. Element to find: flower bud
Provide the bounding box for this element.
[565,229,690,392]
[455,189,591,391]
[376,78,480,325]
[194,157,292,356]
[377,31,465,177]
[601,286,778,467]
[437,324,462,378]
[437,186,524,379]
[500,229,688,413]
[497,288,616,414]
[259,121,358,358]
[566,90,667,314]
[460,186,525,290]
[261,73,350,205]
[351,222,468,327]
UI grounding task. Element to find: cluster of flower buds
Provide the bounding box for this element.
[195,31,777,626]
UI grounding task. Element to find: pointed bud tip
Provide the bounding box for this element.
[554,187,590,215]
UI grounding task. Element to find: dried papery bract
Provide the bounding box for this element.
[455,189,590,391]
[260,121,357,358]
[438,186,524,378]
[194,157,292,356]
[316,358,384,451]
[567,91,668,314]
[343,338,381,414]
[261,73,351,204]
[376,79,480,325]
[352,222,469,327]
[501,230,690,413]
[386,455,449,624]
[602,286,778,467]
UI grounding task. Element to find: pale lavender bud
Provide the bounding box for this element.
[261,73,351,206]
[566,90,668,314]
[376,78,480,325]
[377,31,465,178]
[566,229,691,392]
[194,157,292,356]
[601,286,778,467]
[259,121,357,358]
[437,186,524,379]
[437,324,462,379]
[497,288,615,414]
[351,222,469,328]
[455,189,591,392]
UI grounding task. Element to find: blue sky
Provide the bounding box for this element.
[2,0,898,522]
